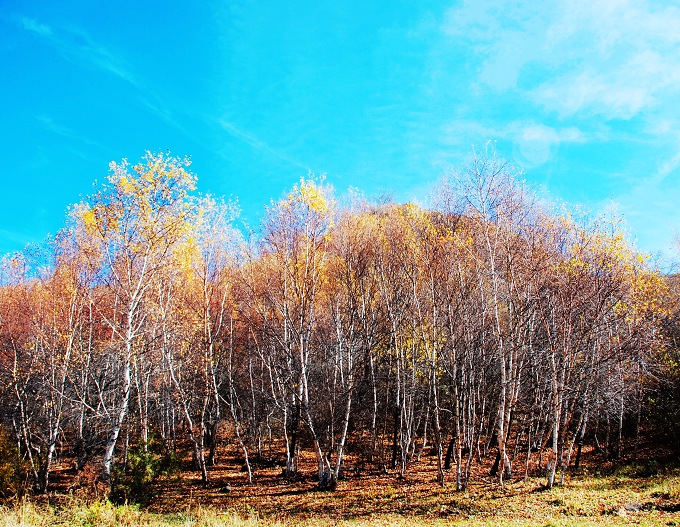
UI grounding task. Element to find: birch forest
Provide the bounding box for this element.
[0,149,677,500]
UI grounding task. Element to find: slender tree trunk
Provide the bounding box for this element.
[102,336,132,483]
[617,392,625,460]
[547,350,560,490]
[431,366,445,486]
[334,376,353,483]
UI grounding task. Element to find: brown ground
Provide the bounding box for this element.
[152,450,468,520]
[38,439,680,524]
[41,443,512,518]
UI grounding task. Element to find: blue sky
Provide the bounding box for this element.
[2,0,679,263]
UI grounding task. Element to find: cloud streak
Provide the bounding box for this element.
[17,15,206,146]
[37,114,108,149]
[218,119,311,172]
[0,228,35,248]
[20,16,52,37]
[18,16,140,87]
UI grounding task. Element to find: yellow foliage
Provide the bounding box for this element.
[298,180,330,214]
[81,208,97,231]
[283,177,334,219]
[560,256,588,276]
[118,176,134,194]
[175,236,200,277]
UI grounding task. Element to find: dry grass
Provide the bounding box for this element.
[4,444,680,526]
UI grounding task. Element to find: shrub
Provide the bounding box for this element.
[110,437,179,506]
[0,426,29,500]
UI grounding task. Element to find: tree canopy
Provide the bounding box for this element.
[0,149,676,499]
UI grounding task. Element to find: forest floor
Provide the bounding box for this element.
[3,443,680,526]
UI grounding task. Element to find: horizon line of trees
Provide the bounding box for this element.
[0,148,677,499]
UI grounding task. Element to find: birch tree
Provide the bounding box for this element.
[72,152,195,483]
[258,177,335,487]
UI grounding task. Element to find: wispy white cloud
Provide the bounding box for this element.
[218,119,311,172]
[442,0,680,121]
[138,98,195,139]
[438,0,680,263]
[17,15,202,144]
[439,120,504,147]
[17,15,139,87]
[516,124,585,166]
[0,228,35,248]
[20,16,52,37]
[658,148,680,179]
[442,1,554,89]
[533,51,680,120]
[37,115,106,149]
[539,1,680,118]
[440,119,586,167]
